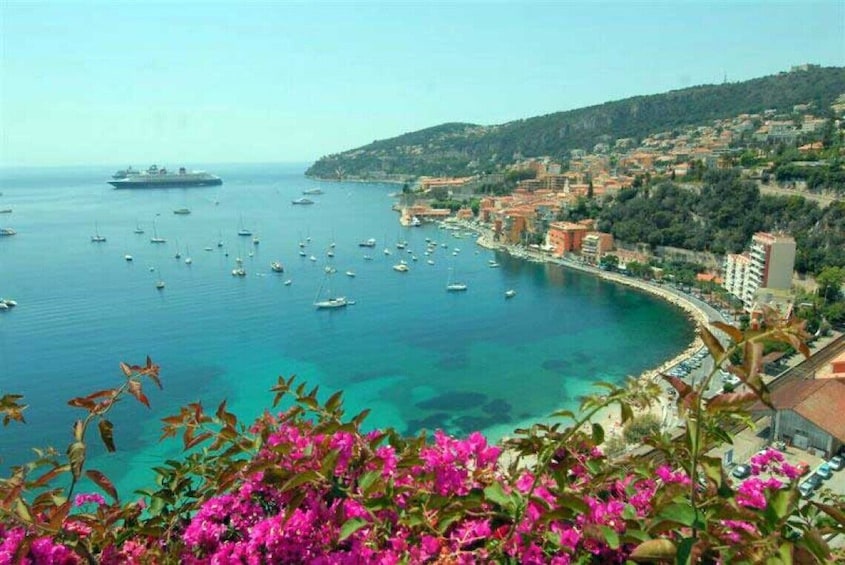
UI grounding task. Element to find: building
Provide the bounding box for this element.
[546,222,588,256]
[754,377,845,458]
[581,232,614,264]
[723,232,796,309]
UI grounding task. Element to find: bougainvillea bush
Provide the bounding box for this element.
[1,314,844,563]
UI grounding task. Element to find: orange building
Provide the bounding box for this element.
[546,222,588,256]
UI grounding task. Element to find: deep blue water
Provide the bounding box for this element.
[0,163,694,494]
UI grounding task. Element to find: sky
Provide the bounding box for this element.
[1,1,843,168]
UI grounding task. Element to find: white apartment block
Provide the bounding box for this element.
[723,232,796,309]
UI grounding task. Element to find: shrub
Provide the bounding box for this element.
[1,312,843,563]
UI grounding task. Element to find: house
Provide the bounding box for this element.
[753,377,845,458]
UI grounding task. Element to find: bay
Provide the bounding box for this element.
[0,162,693,494]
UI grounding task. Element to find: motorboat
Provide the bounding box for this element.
[124,254,133,262]
[446,283,468,292]
[292,197,315,205]
[393,262,409,273]
[346,270,356,277]
[271,261,284,273]
[505,289,517,299]
[156,280,165,290]
[358,238,376,248]
[173,208,191,215]
[91,234,107,243]
[284,279,292,286]
[303,188,324,195]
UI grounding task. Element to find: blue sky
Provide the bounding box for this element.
[1,1,843,167]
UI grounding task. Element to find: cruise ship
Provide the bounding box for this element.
[108,165,223,188]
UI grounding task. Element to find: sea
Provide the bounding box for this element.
[0,162,694,496]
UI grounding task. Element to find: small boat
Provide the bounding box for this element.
[91,223,106,242]
[124,254,133,262]
[173,208,191,215]
[284,279,292,286]
[488,262,500,268]
[358,238,376,248]
[156,280,165,290]
[232,266,246,277]
[133,222,144,234]
[204,246,213,251]
[150,221,165,243]
[291,197,315,205]
[427,259,435,265]
[346,270,356,277]
[327,250,335,258]
[446,267,467,292]
[0,298,18,308]
[271,261,284,273]
[324,266,337,274]
[185,256,192,265]
[237,228,252,237]
[315,296,347,309]
[299,250,306,257]
[363,255,373,261]
[0,208,12,214]
[303,188,324,195]
[393,263,409,273]
[505,289,517,299]
[314,272,348,309]
[383,248,391,256]
[309,255,317,262]
[411,216,421,227]
[252,236,260,245]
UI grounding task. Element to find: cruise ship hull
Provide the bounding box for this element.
[109,177,223,189]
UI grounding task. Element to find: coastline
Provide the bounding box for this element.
[461,221,725,445]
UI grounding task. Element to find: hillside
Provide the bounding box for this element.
[306,66,845,179]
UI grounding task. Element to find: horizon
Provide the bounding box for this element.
[2,1,843,168]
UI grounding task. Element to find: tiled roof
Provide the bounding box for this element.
[756,378,845,442]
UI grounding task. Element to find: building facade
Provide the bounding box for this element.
[723,232,796,309]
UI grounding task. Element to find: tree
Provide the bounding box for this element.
[600,254,619,271]
[815,266,845,303]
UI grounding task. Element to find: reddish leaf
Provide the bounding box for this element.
[31,465,70,488]
[67,397,96,411]
[185,431,213,450]
[699,326,724,361]
[705,391,758,413]
[47,500,72,531]
[127,380,150,408]
[85,469,119,502]
[120,362,132,377]
[662,375,692,397]
[98,419,116,452]
[711,320,743,344]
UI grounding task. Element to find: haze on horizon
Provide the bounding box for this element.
[1,1,843,169]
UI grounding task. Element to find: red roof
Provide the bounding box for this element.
[754,378,845,442]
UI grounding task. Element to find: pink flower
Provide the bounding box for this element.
[73,493,106,507]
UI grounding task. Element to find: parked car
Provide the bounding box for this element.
[798,481,815,499]
[815,463,833,480]
[795,461,811,476]
[731,464,751,479]
[805,473,824,490]
[828,455,844,471]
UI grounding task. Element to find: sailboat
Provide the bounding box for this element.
[314,272,348,309]
[90,223,106,242]
[154,266,165,290]
[134,221,144,234]
[184,245,192,265]
[446,267,467,292]
[150,220,166,243]
[237,215,252,237]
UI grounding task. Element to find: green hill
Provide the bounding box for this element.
[306,66,845,179]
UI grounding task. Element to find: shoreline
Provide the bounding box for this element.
[460,222,725,444]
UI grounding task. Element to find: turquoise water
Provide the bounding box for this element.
[0,163,693,494]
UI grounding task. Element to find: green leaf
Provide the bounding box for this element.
[657,502,697,527]
[484,482,515,512]
[600,525,620,549]
[629,538,677,562]
[339,517,368,541]
[280,470,322,492]
[591,422,604,445]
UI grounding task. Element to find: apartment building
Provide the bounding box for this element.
[723,232,796,308]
